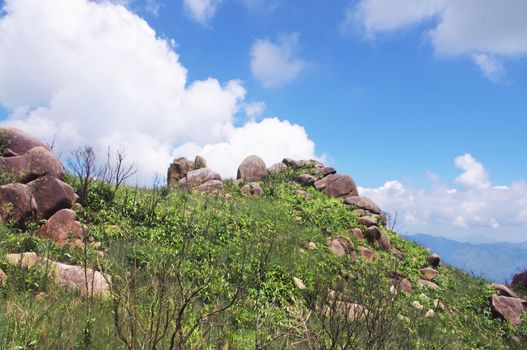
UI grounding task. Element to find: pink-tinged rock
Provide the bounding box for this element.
[358,215,379,227]
[36,209,84,246]
[417,279,440,290]
[322,301,367,322]
[399,278,413,295]
[344,196,382,215]
[313,167,336,177]
[0,147,64,183]
[314,174,359,198]
[491,284,519,298]
[350,228,363,240]
[358,246,374,261]
[0,183,37,223]
[392,248,404,261]
[267,162,287,174]
[194,155,207,169]
[167,157,194,188]
[421,268,438,281]
[179,168,221,189]
[5,252,38,268]
[195,180,224,193]
[52,262,111,296]
[237,155,267,181]
[0,127,50,156]
[379,233,391,251]
[296,174,318,186]
[330,239,346,257]
[491,294,527,326]
[27,175,76,218]
[241,182,263,197]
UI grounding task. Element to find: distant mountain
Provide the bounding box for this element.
[405,234,527,284]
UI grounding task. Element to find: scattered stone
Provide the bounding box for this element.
[52,261,111,296]
[399,278,413,295]
[322,301,366,321]
[195,180,224,193]
[390,285,397,294]
[0,146,65,183]
[343,196,381,215]
[0,269,6,286]
[349,228,363,240]
[180,168,222,189]
[491,294,527,326]
[307,242,317,251]
[425,309,435,318]
[294,189,312,199]
[427,253,441,267]
[240,182,263,197]
[194,155,207,169]
[434,299,445,311]
[418,279,440,290]
[27,175,76,218]
[357,215,379,227]
[421,268,438,281]
[379,233,391,251]
[167,157,195,188]
[5,252,38,269]
[268,162,287,174]
[412,301,424,310]
[512,270,527,289]
[237,155,267,182]
[293,277,306,290]
[314,174,359,198]
[329,239,346,257]
[296,174,318,186]
[419,293,430,301]
[0,183,37,223]
[0,127,51,156]
[36,209,84,246]
[391,248,404,261]
[363,226,381,243]
[358,246,374,261]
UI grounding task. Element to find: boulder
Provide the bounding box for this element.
[296,174,318,186]
[412,301,424,310]
[0,127,50,156]
[52,261,110,296]
[313,167,336,177]
[27,175,76,218]
[5,252,38,268]
[491,294,527,326]
[0,146,65,183]
[35,209,84,246]
[293,277,306,290]
[322,301,366,322]
[349,228,363,240]
[329,239,346,257]
[379,233,391,251]
[399,278,413,295]
[283,158,324,169]
[512,271,527,289]
[0,268,6,286]
[314,174,359,198]
[364,226,381,243]
[307,242,317,251]
[358,246,374,261]
[0,183,37,223]
[241,182,263,198]
[237,155,267,181]
[427,253,441,267]
[344,196,381,215]
[491,283,519,298]
[421,268,438,281]
[392,248,404,261]
[167,157,195,187]
[195,180,224,193]
[194,155,207,169]
[357,215,379,227]
[268,162,287,174]
[417,279,440,290]
[425,309,435,318]
[179,168,221,189]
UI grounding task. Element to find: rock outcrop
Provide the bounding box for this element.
[0,146,65,183]
[180,168,222,189]
[36,209,84,246]
[28,175,76,219]
[167,157,195,188]
[0,183,37,223]
[0,127,51,156]
[314,174,359,198]
[237,155,267,182]
[491,294,527,326]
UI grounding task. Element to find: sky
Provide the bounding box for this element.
[0,0,526,243]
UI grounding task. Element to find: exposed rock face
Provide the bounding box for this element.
[314,174,359,198]
[0,183,37,223]
[491,294,527,326]
[491,283,519,298]
[0,127,50,156]
[195,180,224,193]
[237,155,267,182]
[329,239,346,257]
[53,261,111,296]
[180,168,221,189]
[379,233,391,251]
[358,246,374,261]
[296,174,318,186]
[421,268,438,281]
[512,271,527,289]
[358,215,379,227]
[350,228,363,240]
[194,155,207,169]
[427,253,441,267]
[398,278,413,295]
[344,196,381,215]
[241,182,263,197]
[313,167,336,177]
[0,146,65,183]
[268,162,287,174]
[167,157,195,188]
[27,175,76,218]
[36,209,84,246]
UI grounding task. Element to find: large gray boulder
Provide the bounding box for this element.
[344,196,381,215]
[167,157,195,188]
[314,174,358,198]
[27,175,76,218]
[0,146,65,183]
[180,168,221,189]
[0,183,37,223]
[237,155,267,182]
[0,127,50,156]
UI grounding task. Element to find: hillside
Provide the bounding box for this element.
[406,234,527,284]
[0,129,526,349]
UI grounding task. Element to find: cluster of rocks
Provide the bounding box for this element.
[490,282,527,326]
[167,156,224,193]
[0,128,82,246]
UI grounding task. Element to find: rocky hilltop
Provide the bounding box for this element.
[0,128,525,349]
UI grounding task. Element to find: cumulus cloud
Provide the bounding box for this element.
[359,154,527,242]
[0,0,318,182]
[183,0,223,25]
[250,32,308,88]
[347,0,527,81]
[243,101,266,120]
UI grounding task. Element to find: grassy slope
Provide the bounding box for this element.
[0,168,526,349]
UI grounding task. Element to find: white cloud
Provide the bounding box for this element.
[183,0,223,25]
[145,0,161,16]
[359,153,527,242]
[243,101,266,120]
[250,32,308,88]
[347,0,527,81]
[0,0,318,182]
[454,153,490,189]
[472,53,505,82]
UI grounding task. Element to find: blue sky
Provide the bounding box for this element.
[0,0,526,242]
